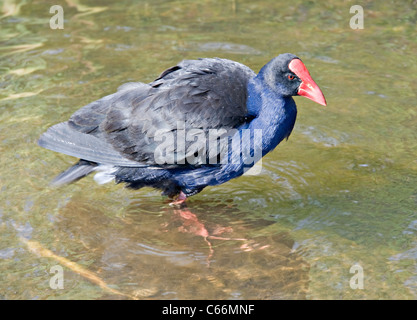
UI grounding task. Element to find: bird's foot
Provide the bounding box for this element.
[169,191,187,208]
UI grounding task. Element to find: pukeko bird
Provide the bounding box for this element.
[38,53,326,204]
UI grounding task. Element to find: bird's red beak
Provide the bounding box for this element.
[289,59,327,106]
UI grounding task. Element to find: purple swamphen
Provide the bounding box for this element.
[38,53,326,204]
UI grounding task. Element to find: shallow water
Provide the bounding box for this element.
[0,0,416,299]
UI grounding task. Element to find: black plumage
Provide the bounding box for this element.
[38,54,326,200]
[39,58,255,195]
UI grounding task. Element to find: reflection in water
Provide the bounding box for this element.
[53,196,310,299]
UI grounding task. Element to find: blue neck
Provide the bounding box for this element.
[246,75,297,155]
[176,73,298,189]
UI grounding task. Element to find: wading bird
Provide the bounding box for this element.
[38,53,326,204]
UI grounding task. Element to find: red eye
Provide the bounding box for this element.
[288,74,295,80]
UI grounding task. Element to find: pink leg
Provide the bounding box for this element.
[169,191,187,207]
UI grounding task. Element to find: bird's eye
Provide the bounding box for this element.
[287,74,295,80]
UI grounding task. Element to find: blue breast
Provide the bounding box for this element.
[168,73,298,193]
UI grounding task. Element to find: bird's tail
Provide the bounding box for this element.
[51,160,97,186]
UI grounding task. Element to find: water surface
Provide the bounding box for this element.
[0,0,416,299]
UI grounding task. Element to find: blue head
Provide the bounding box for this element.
[256,53,327,106]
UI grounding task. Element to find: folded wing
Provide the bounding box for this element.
[38,58,255,168]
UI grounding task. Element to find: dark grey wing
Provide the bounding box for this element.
[38,83,149,166]
[38,122,142,166]
[39,58,255,168]
[101,58,255,166]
